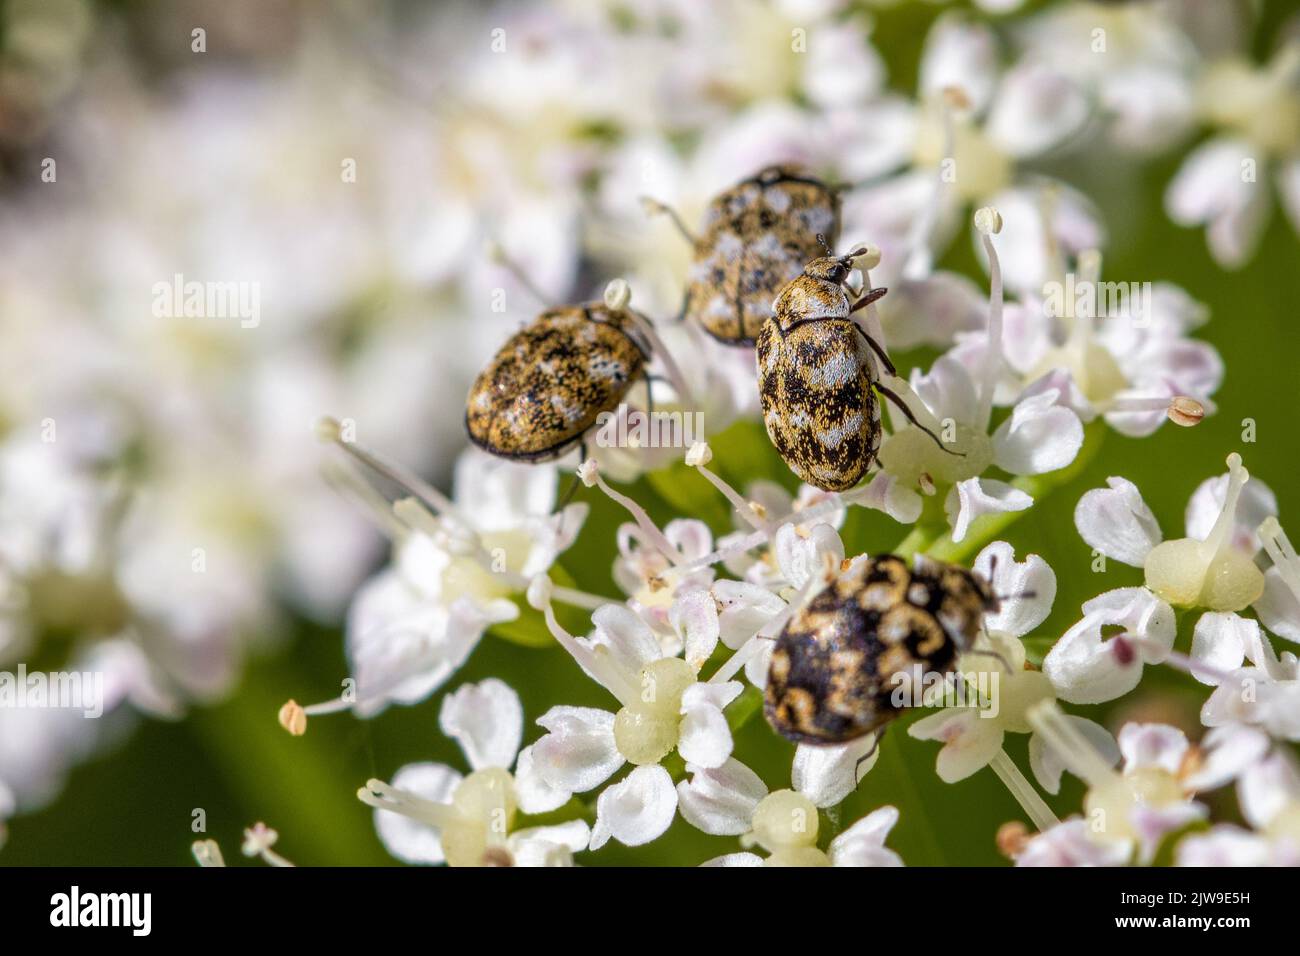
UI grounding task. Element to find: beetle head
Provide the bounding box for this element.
[804,244,869,286]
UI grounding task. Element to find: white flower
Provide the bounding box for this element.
[1026,705,1208,864]
[1164,47,1300,267]
[1015,2,1199,155]
[341,447,585,716]
[1056,455,1268,707]
[879,356,1082,543]
[910,542,1118,792]
[1042,587,1176,705]
[844,13,1096,286]
[1195,614,1300,740]
[1015,819,1133,867]
[529,598,744,848]
[360,678,585,867]
[696,786,904,867]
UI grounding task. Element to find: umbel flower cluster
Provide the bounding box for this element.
[0,0,1294,864]
[226,5,1298,867]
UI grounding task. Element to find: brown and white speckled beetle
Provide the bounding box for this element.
[465,299,650,462]
[648,165,841,347]
[756,240,954,492]
[765,554,999,746]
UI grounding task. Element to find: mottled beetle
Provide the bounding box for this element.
[646,164,841,346]
[765,553,999,748]
[756,242,949,491]
[465,291,651,462]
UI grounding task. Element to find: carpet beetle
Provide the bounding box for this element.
[649,164,841,346]
[465,300,650,462]
[764,554,999,746]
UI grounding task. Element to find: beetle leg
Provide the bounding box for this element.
[848,286,888,314]
[851,323,897,377]
[640,196,696,244]
[874,382,963,457]
[854,727,888,786]
[555,439,588,518]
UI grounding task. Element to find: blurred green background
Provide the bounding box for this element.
[4,0,1299,866]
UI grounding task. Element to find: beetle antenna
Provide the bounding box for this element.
[486,239,555,307]
[815,232,835,257]
[873,382,963,457]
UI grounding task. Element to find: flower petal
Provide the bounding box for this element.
[1029,717,1118,795]
[677,699,736,769]
[987,63,1089,158]
[774,521,844,589]
[1190,612,1253,686]
[1073,477,1162,568]
[973,541,1056,638]
[1118,722,1188,775]
[508,819,590,867]
[793,736,881,807]
[1256,566,1300,644]
[1043,588,1175,704]
[714,580,786,650]
[919,13,998,114]
[829,806,904,867]
[856,471,923,525]
[992,389,1084,476]
[671,588,721,671]
[532,706,623,793]
[438,678,524,772]
[372,762,461,865]
[589,765,679,849]
[908,708,1003,782]
[513,744,572,815]
[945,478,1033,544]
[676,758,768,835]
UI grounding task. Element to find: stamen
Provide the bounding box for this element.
[853,245,887,347]
[321,462,409,541]
[904,86,965,279]
[687,442,765,530]
[605,279,697,410]
[989,749,1061,833]
[241,822,295,867]
[1102,394,1205,425]
[316,417,465,526]
[1025,700,1118,790]
[580,459,684,566]
[974,206,1004,429]
[357,779,457,830]
[1259,516,1300,604]
[278,699,307,736]
[191,839,226,867]
[527,576,639,706]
